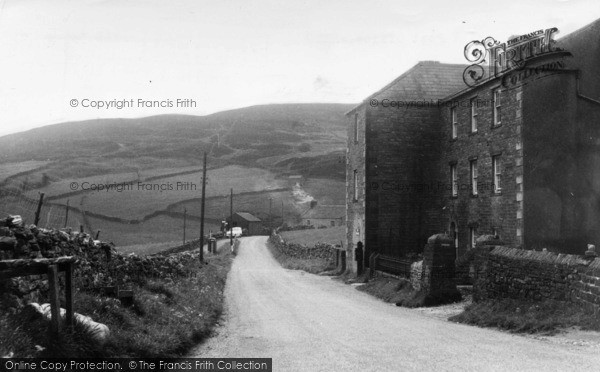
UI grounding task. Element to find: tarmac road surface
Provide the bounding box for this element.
[192,236,600,371]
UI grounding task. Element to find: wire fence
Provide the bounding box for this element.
[0,184,81,230]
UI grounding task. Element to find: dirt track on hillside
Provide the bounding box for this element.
[192,236,600,371]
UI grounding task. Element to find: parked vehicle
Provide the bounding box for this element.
[225,227,243,238]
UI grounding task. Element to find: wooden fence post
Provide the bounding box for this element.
[47,265,61,336]
[65,262,74,328]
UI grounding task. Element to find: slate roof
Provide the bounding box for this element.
[302,205,345,219]
[347,61,469,115]
[235,212,262,222]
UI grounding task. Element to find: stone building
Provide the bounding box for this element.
[301,204,345,227]
[345,19,600,275]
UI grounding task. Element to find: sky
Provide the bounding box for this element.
[0,0,598,136]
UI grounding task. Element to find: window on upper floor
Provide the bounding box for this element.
[470,98,478,133]
[470,159,478,195]
[354,113,359,144]
[353,169,359,201]
[493,88,502,127]
[492,155,501,193]
[451,106,458,139]
[450,163,458,197]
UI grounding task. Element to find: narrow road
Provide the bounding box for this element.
[192,236,600,371]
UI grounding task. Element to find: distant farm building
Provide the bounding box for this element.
[301,204,345,227]
[231,212,263,235]
[288,175,305,187]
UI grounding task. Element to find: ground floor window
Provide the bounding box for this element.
[450,221,458,256]
[470,227,477,249]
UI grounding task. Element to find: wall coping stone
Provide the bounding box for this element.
[490,246,594,267]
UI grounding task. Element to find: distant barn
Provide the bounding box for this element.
[231,212,263,235]
[301,204,345,228]
[288,175,304,187]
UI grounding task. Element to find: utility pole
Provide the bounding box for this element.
[229,188,233,248]
[183,208,187,245]
[281,199,284,227]
[34,192,45,226]
[199,152,207,263]
[64,199,70,228]
[269,198,272,222]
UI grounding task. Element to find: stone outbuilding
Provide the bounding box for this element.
[301,204,345,228]
[230,212,263,236]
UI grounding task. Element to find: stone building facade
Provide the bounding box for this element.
[345,19,600,275]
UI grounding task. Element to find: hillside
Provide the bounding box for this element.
[0,103,352,249]
[0,103,352,179]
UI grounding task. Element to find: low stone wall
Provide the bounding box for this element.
[474,245,600,312]
[268,233,336,261]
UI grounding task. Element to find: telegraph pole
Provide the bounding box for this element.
[199,152,207,263]
[34,193,45,226]
[281,199,284,227]
[64,199,70,228]
[229,188,233,248]
[183,208,187,246]
[269,198,272,222]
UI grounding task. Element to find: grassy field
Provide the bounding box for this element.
[175,189,297,225]
[0,161,345,252]
[22,164,225,199]
[48,165,284,219]
[85,214,221,248]
[280,226,345,247]
[0,178,344,250]
[303,178,346,205]
[0,160,49,183]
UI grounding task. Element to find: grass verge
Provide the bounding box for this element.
[449,298,600,335]
[266,240,335,274]
[356,276,461,308]
[0,248,233,358]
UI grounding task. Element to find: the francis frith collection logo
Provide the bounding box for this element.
[463,27,572,87]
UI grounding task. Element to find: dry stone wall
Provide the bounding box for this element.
[474,245,600,312]
[0,221,201,311]
[268,233,336,261]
